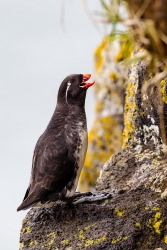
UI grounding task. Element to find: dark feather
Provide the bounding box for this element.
[17,74,88,211]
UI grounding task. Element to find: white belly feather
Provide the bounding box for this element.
[66,126,88,197]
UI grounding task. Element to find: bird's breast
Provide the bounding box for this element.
[65,123,88,197]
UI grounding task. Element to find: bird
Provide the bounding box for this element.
[17,73,95,211]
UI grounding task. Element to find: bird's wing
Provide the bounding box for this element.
[17,130,77,211]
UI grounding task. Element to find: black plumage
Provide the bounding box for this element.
[17,74,94,211]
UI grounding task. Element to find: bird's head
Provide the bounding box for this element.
[57,74,95,107]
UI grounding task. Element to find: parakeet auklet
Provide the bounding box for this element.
[17,74,109,212]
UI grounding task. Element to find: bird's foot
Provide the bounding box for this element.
[72,192,112,205]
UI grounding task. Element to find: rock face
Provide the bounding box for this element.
[96,58,167,198]
[19,188,167,250]
[79,39,127,191]
[19,51,167,249]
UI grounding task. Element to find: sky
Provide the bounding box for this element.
[0,0,105,249]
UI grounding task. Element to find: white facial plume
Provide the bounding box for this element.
[65,82,71,105]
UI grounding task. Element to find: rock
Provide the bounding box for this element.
[19,188,167,250]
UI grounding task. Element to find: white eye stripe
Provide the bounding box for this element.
[65,82,71,105]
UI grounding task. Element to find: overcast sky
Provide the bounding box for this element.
[0,0,106,249]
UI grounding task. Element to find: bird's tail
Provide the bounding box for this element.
[17,191,40,211]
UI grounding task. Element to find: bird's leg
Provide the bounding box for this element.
[66,192,92,208]
[73,191,92,198]
[72,192,112,205]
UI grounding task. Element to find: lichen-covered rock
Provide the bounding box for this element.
[79,39,127,191]
[19,188,167,250]
[96,55,167,197]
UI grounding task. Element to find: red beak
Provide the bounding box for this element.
[80,74,95,89]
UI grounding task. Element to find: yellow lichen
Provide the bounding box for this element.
[115,42,132,62]
[152,207,161,211]
[85,239,94,247]
[77,226,106,247]
[47,232,57,245]
[115,207,124,217]
[160,79,167,104]
[29,241,38,247]
[94,37,110,72]
[84,225,91,231]
[94,235,106,244]
[77,228,85,240]
[147,212,162,234]
[164,235,167,244]
[109,72,119,81]
[84,235,106,247]
[104,199,108,203]
[25,226,31,234]
[153,220,162,234]
[61,239,69,245]
[123,81,137,147]
[135,222,141,227]
[111,236,128,244]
